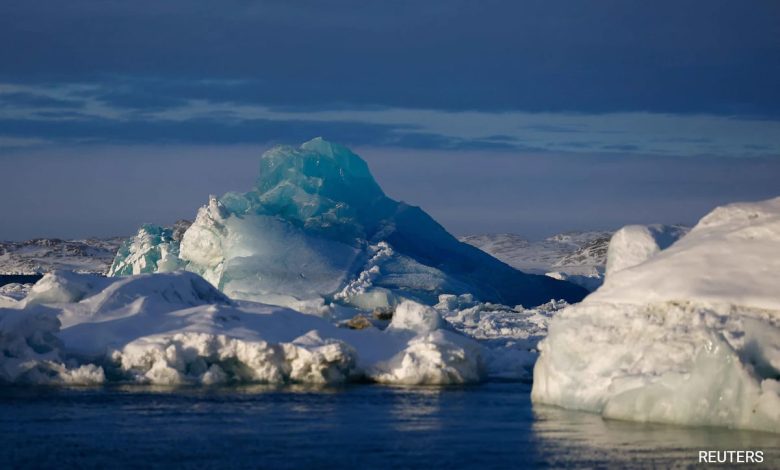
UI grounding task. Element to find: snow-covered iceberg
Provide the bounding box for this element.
[532,197,780,433]
[110,138,586,311]
[605,224,688,275]
[0,266,574,386]
[108,221,190,276]
[0,271,489,386]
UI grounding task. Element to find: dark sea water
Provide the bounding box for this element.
[0,274,43,287]
[0,382,776,469]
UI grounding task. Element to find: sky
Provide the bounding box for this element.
[2,0,779,240]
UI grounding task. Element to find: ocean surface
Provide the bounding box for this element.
[0,382,776,469]
[0,274,43,287]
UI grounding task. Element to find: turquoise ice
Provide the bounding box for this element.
[110,138,586,311]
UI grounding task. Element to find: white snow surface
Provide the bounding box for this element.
[436,294,565,380]
[0,268,571,386]
[605,224,688,275]
[533,197,780,433]
[0,271,522,386]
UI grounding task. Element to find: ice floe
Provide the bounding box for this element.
[533,197,780,433]
[0,272,505,387]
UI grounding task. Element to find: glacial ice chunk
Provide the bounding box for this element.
[109,224,185,276]
[2,271,491,386]
[0,302,105,385]
[372,330,483,385]
[111,138,587,310]
[533,196,780,433]
[388,300,444,334]
[605,224,688,275]
[179,197,361,309]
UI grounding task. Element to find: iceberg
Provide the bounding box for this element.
[0,268,572,386]
[108,222,189,276]
[605,224,688,275]
[110,138,586,311]
[0,271,485,386]
[532,197,780,433]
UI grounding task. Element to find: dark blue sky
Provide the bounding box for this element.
[1,1,779,239]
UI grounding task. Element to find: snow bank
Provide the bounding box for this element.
[110,138,586,309]
[533,197,780,433]
[1,272,484,386]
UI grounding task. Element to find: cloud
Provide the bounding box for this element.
[94,91,190,111]
[1,1,779,116]
[0,112,515,152]
[2,2,777,242]
[0,116,396,147]
[1,80,780,156]
[0,92,84,109]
